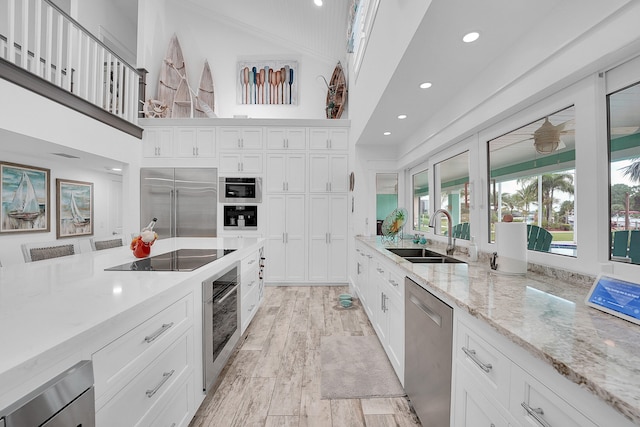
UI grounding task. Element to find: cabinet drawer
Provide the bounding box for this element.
[93,294,192,399]
[241,283,259,333]
[457,320,510,407]
[241,251,260,275]
[454,366,510,427]
[241,266,259,299]
[149,373,194,427]
[96,330,193,426]
[510,367,597,427]
[386,268,404,299]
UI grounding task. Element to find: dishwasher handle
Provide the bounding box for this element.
[409,294,442,327]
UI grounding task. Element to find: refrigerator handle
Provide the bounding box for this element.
[174,189,179,237]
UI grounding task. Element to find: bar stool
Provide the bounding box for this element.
[21,240,81,263]
[90,235,125,251]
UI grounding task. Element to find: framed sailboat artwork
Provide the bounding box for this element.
[1,162,50,234]
[56,179,93,238]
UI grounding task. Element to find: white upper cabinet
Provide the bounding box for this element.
[266,128,307,150]
[309,154,348,193]
[219,153,263,174]
[265,154,306,193]
[218,127,263,150]
[174,127,216,158]
[309,128,348,150]
[142,127,173,158]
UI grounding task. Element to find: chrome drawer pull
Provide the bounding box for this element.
[521,402,551,427]
[146,369,175,398]
[144,322,174,343]
[170,424,176,427]
[248,259,256,265]
[389,279,398,287]
[462,347,493,373]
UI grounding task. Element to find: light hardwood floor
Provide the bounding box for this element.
[189,285,421,427]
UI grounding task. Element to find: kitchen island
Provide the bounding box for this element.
[356,236,640,427]
[0,237,264,426]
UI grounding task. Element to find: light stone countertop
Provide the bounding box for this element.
[0,237,263,408]
[357,236,640,425]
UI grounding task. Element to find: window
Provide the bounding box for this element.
[488,106,576,256]
[412,169,429,231]
[608,82,640,265]
[436,151,470,239]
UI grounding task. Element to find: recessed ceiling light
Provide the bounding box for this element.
[383,132,391,136]
[314,0,323,6]
[463,32,480,43]
[111,167,122,172]
[419,82,432,89]
[397,114,407,120]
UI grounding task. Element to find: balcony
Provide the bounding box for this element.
[0,0,144,138]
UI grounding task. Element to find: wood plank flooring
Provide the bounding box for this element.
[189,286,421,427]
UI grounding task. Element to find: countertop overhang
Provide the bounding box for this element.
[357,236,640,425]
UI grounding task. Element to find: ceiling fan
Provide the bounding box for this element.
[530,117,573,154]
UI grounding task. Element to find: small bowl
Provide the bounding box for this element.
[338,293,352,301]
[340,299,353,308]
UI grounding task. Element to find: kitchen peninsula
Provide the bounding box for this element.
[0,237,264,426]
[356,236,640,427]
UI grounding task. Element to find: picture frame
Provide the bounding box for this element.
[56,179,93,238]
[1,162,50,234]
[237,60,298,105]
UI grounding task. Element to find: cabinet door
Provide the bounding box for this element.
[219,153,242,173]
[327,195,348,281]
[309,155,330,192]
[386,291,404,382]
[143,127,173,157]
[266,154,287,192]
[454,370,509,427]
[309,128,330,150]
[285,195,306,281]
[241,128,263,149]
[175,128,197,158]
[265,195,287,282]
[286,128,307,149]
[218,127,242,149]
[266,128,287,149]
[308,195,329,281]
[329,155,348,192]
[328,128,348,150]
[286,154,306,193]
[241,153,263,173]
[196,128,216,157]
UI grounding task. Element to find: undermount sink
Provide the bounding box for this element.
[385,248,444,258]
[385,248,465,264]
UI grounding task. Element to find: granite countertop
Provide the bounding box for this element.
[356,236,640,425]
[0,236,263,407]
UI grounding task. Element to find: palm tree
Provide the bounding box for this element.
[623,158,640,182]
[514,179,538,222]
[541,173,574,223]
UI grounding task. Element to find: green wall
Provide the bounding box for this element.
[377,194,398,220]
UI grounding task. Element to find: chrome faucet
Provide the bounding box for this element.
[428,208,456,255]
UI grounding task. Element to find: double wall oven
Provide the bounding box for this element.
[202,262,241,392]
[220,177,261,233]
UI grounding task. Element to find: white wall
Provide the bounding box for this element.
[0,79,141,265]
[138,0,340,120]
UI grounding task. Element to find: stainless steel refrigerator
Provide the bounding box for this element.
[140,168,217,238]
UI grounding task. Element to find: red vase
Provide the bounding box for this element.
[131,238,153,258]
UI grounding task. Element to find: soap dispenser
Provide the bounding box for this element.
[468,236,478,262]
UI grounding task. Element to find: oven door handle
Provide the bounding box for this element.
[216,284,239,305]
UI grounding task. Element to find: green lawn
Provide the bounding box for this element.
[550,231,574,241]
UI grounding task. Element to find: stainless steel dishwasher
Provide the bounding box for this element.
[405,277,453,427]
[0,360,95,427]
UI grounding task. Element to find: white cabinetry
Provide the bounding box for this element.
[308,194,347,282]
[354,245,371,310]
[266,128,307,150]
[219,127,263,150]
[265,195,305,282]
[265,153,306,193]
[143,127,173,157]
[309,128,348,150]
[240,249,263,333]
[219,152,263,174]
[174,127,216,158]
[93,293,195,427]
[309,154,348,193]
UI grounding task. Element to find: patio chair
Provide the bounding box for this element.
[21,240,81,263]
[612,230,640,264]
[90,235,125,251]
[527,225,553,252]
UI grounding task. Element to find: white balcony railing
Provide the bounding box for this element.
[0,0,142,125]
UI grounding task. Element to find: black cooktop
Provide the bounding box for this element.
[105,249,236,272]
